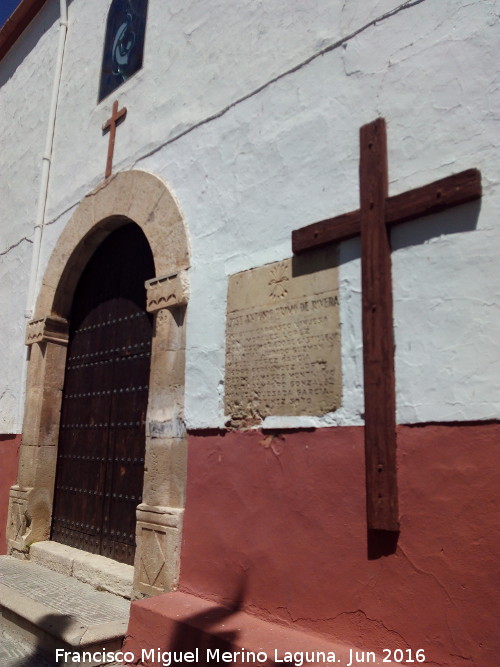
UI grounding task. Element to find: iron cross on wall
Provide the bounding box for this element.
[293,118,482,533]
[102,99,127,179]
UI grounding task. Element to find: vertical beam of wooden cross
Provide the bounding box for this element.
[102,99,127,179]
[360,119,398,530]
[292,118,481,532]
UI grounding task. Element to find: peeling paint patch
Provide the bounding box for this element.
[148,418,186,439]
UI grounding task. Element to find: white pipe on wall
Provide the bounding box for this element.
[17,0,68,431]
[25,0,68,318]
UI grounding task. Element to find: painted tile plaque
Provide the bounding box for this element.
[99,0,149,102]
[225,248,341,423]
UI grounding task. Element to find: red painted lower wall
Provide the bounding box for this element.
[0,434,20,554]
[178,424,500,667]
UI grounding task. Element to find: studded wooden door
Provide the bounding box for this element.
[51,224,154,565]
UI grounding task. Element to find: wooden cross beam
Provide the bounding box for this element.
[102,99,127,179]
[292,118,481,532]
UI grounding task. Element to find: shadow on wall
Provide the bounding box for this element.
[163,578,254,664]
[123,574,283,667]
[367,529,399,559]
[0,1,60,87]
[338,199,481,268]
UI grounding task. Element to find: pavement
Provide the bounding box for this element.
[0,626,127,666]
[0,556,130,667]
[0,624,57,666]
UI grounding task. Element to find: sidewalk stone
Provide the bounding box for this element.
[0,557,129,625]
[0,625,55,666]
[0,625,127,666]
[0,556,130,667]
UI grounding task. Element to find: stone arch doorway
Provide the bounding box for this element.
[7,171,190,596]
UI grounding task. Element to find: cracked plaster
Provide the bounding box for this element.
[179,425,500,665]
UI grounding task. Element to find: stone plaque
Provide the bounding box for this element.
[225,248,341,424]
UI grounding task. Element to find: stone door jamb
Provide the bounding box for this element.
[7,170,190,598]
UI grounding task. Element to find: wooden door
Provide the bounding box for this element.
[51,224,154,565]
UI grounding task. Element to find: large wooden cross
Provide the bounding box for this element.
[102,99,127,179]
[292,118,481,532]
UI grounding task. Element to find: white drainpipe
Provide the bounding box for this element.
[17,0,68,431]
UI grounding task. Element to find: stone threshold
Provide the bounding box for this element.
[0,556,130,667]
[29,540,134,599]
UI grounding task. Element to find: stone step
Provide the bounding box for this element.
[0,556,130,667]
[29,541,134,599]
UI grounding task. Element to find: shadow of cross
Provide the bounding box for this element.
[292,117,482,533]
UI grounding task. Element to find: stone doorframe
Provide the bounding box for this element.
[7,170,190,598]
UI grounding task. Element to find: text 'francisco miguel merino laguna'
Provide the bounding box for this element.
[54,647,386,666]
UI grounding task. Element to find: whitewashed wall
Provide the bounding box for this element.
[0,1,60,431]
[1,0,498,432]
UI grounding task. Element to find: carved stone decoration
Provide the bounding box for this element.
[136,527,167,593]
[7,486,33,556]
[145,271,189,313]
[25,316,69,346]
[133,505,183,597]
[268,262,289,300]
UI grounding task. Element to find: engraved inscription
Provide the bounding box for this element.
[225,251,341,423]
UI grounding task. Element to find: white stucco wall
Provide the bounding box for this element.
[0,1,61,431]
[0,0,498,432]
